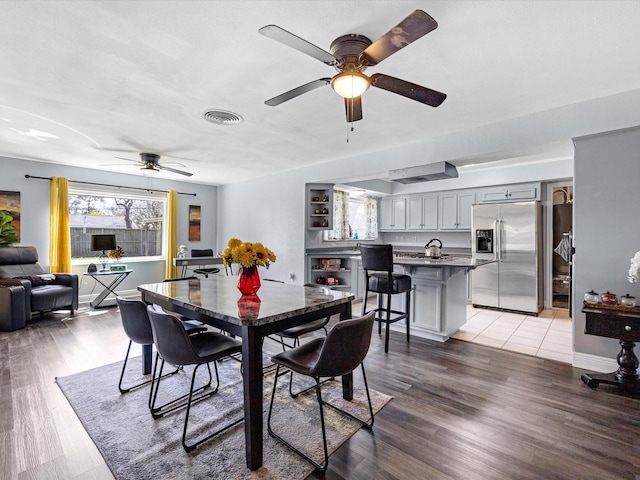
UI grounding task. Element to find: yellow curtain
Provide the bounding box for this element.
[49,177,71,273]
[165,189,178,279]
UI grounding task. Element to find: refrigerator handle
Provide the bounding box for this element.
[496,220,502,261]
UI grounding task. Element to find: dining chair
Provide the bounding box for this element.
[262,280,331,385]
[267,312,375,471]
[191,248,221,278]
[147,305,244,452]
[116,297,207,395]
[359,244,412,353]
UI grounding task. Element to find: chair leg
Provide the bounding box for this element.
[321,363,374,429]
[268,366,329,471]
[361,286,368,317]
[384,292,392,353]
[182,362,244,452]
[119,341,179,394]
[150,358,215,418]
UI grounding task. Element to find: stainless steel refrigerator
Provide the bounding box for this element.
[471,201,542,314]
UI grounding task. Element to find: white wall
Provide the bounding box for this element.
[0,156,218,299]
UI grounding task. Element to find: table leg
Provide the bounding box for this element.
[242,326,263,470]
[90,272,130,308]
[142,344,153,375]
[581,340,640,389]
[340,302,354,401]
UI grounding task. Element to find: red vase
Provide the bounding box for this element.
[237,265,261,295]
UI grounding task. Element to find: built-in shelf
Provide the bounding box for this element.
[306,183,333,230]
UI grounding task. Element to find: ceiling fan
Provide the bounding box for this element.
[259,10,446,123]
[100,153,193,177]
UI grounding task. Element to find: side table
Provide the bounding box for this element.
[581,302,640,390]
[85,269,133,308]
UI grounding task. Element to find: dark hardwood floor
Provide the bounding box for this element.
[1,303,639,479]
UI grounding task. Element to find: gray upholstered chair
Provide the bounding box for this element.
[267,312,375,471]
[147,305,243,452]
[0,246,78,324]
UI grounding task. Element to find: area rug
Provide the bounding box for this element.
[56,355,392,480]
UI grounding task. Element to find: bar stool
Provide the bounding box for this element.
[359,244,411,353]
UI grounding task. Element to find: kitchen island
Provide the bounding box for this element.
[306,248,494,342]
[390,255,495,342]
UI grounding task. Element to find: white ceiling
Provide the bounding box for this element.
[2,1,640,185]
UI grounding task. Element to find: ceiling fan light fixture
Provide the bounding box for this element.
[331,72,370,99]
[141,164,159,174]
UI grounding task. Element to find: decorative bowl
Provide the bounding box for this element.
[620,294,636,308]
[583,290,600,303]
[600,291,618,305]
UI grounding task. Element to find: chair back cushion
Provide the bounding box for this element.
[0,246,44,278]
[191,249,214,257]
[147,306,199,366]
[359,244,393,272]
[312,312,375,378]
[117,297,154,345]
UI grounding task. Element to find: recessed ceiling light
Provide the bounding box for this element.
[201,109,243,125]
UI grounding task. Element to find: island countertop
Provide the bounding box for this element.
[393,256,495,269]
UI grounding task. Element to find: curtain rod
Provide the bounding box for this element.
[25,175,197,196]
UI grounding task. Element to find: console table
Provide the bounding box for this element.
[85,269,133,308]
[581,303,640,390]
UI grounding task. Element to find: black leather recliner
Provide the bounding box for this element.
[0,246,78,326]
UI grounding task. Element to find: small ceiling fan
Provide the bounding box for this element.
[259,10,446,123]
[100,153,193,177]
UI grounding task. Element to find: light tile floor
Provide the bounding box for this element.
[451,306,573,364]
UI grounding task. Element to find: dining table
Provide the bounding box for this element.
[137,276,355,471]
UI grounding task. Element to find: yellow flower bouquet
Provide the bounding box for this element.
[222,238,276,269]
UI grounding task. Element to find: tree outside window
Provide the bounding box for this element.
[69,190,165,260]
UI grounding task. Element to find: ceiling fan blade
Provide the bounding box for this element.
[345,97,363,123]
[114,156,142,163]
[156,161,186,168]
[259,25,337,66]
[370,73,446,107]
[157,165,193,177]
[360,10,438,66]
[100,163,140,167]
[265,78,331,106]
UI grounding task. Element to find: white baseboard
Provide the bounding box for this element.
[78,288,140,308]
[572,351,618,373]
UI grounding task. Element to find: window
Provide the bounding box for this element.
[324,190,378,241]
[68,186,166,260]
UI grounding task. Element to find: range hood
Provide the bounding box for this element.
[389,161,458,184]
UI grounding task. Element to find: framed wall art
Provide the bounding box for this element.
[0,190,20,241]
[188,205,201,241]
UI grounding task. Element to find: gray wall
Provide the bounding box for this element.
[573,126,640,357]
[0,156,218,298]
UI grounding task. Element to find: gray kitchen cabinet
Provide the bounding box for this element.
[407,194,439,230]
[350,257,364,300]
[379,197,406,230]
[439,192,475,230]
[411,277,442,332]
[478,183,539,203]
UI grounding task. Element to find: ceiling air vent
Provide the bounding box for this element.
[389,161,458,184]
[201,109,243,125]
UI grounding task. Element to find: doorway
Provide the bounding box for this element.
[551,185,573,310]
